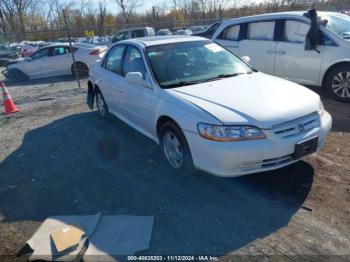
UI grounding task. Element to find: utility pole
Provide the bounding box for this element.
[62,9,81,89]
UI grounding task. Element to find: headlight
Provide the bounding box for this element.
[197,123,266,142]
[318,100,325,117]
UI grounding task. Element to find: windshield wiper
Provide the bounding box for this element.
[198,72,248,83]
[162,81,200,88]
[216,72,246,78]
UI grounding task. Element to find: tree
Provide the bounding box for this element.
[98,0,106,36]
[115,0,141,24]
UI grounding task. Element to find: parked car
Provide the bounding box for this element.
[175,29,192,35]
[87,36,331,177]
[193,21,222,38]
[157,29,173,36]
[188,25,207,34]
[213,10,350,102]
[111,27,155,44]
[3,43,106,81]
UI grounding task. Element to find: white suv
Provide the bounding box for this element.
[213,10,350,102]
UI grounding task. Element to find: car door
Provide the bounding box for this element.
[238,21,277,75]
[274,20,323,86]
[48,46,73,76]
[120,45,154,134]
[96,45,126,114]
[24,47,51,78]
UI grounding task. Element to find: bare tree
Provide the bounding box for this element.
[115,0,141,24]
[98,0,106,36]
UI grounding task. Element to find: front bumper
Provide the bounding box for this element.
[185,111,332,177]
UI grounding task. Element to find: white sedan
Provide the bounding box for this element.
[4,43,106,81]
[87,36,332,177]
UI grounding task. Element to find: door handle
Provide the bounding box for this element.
[267,49,275,54]
[96,78,103,84]
[276,51,286,55]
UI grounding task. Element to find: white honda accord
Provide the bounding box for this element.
[87,36,332,177]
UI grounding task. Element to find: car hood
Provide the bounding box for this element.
[169,72,320,129]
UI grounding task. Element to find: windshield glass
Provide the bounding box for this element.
[323,13,350,39]
[146,40,253,88]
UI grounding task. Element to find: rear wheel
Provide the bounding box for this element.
[160,121,194,174]
[7,68,28,82]
[71,62,89,78]
[96,89,109,118]
[325,64,350,102]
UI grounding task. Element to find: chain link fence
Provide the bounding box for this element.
[0,2,349,101]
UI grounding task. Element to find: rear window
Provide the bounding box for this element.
[247,21,275,40]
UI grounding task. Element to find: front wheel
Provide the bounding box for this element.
[160,121,194,174]
[325,65,350,102]
[96,89,109,118]
[7,68,28,82]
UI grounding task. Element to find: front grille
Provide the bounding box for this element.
[240,154,294,172]
[272,112,319,138]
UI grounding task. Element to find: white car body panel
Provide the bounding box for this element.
[89,37,332,177]
[213,11,350,87]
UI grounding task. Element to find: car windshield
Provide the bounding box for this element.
[146,40,253,88]
[322,13,350,39]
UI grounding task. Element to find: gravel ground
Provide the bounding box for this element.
[0,72,349,261]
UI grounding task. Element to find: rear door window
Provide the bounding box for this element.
[247,21,275,40]
[50,46,70,56]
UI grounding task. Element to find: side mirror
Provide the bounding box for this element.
[125,72,145,86]
[25,57,32,62]
[241,56,251,63]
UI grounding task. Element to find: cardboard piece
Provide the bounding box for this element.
[27,213,101,261]
[51,225,85,253]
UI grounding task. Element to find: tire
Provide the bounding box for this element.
[71,62,89,78]
[324,64,350,102]
[7,68,28,82]
[95,88,109,118]
[159,121,194,174]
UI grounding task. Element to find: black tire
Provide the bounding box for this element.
[7,68,28,82]
[71,62,89,78]
[159,121,194,174]
[95,88,109,118]
[324,64,350,102]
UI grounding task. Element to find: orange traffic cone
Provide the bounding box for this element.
[1,81,19,114]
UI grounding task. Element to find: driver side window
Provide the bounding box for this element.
[284,20,310,43]
[31,48,49,60]
[122,46,146,79]
[104,45,125,74]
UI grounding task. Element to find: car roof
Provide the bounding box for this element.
[224,10,339,23]
[120,36,208,47]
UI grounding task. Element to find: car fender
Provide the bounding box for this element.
[320,57,350,86]
[153,89,222,139]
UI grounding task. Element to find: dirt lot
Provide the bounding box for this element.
[0,72,349,261]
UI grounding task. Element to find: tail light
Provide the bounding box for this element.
[89,48,106,56]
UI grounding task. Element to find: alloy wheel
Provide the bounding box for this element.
[332,71,350,98]
[96,92,106,117]
[162,131,184,169]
